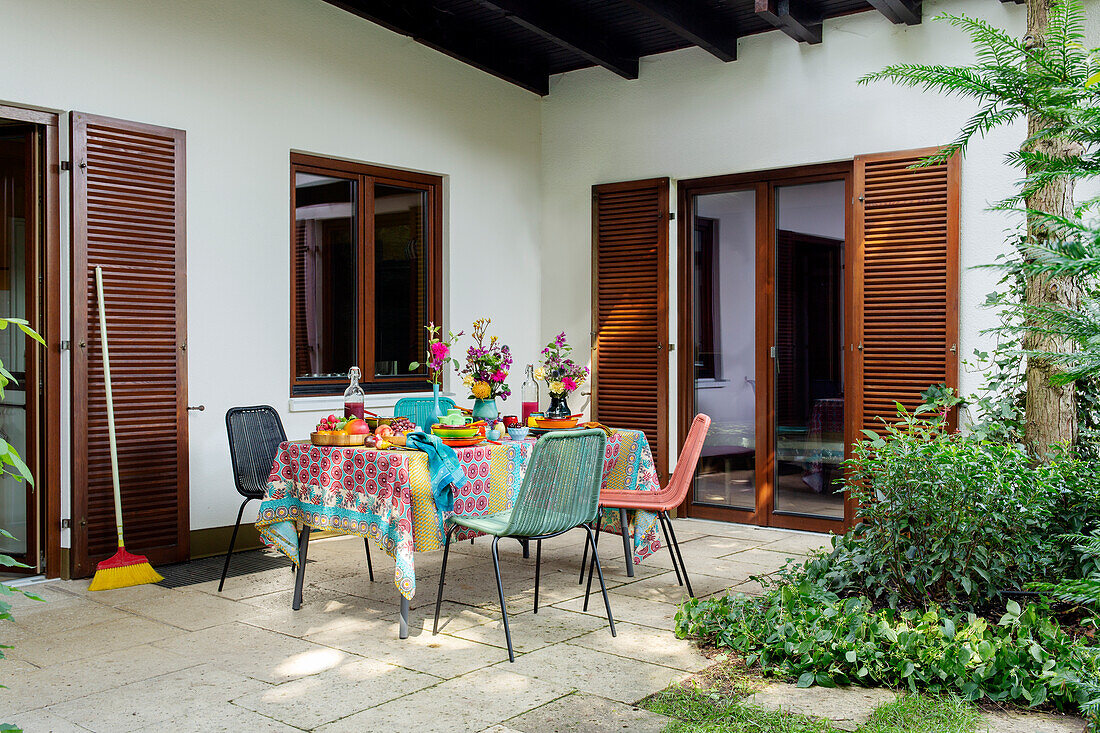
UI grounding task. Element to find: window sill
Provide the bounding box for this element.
[288,391,457,414]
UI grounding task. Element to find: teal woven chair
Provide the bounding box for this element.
[394,395,456,431]
[432,429,616,661]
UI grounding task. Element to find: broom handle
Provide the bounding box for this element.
[94,267,125,549]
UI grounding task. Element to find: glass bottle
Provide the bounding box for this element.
[521,364,539,425]
[343,366,365,419]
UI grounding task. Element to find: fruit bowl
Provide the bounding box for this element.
[311,432,369,447]
[431,424,481,439]
[533,417,579,429]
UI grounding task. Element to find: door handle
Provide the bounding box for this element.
[187,405,205,412]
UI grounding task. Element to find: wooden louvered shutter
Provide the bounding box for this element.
[853,148,959,434]
[592,178,670,476]
[71,113,188,576]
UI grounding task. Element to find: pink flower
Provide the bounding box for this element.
[492,369,508,382]
[430,342,449,360]
[562,376,577,392]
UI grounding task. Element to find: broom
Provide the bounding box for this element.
[88,266,163,590]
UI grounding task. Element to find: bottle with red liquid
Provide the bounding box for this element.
[344,366,365,419]
[521,364,539,425]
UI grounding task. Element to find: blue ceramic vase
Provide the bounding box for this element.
[422,384,445,431]
[472,397,498,423]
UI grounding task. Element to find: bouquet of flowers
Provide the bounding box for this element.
[409,323,462,385]
[460,318,512,400]
[535,332,588,397]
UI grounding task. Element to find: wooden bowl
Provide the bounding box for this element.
[311,432,368,447]
[533,417,579,429]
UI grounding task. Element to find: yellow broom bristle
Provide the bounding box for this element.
[88,562,163,591]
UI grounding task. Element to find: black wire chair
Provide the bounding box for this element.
[222,406,288,591]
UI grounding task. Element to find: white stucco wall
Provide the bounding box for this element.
[0,0,543,534]
[539,0,1035,455]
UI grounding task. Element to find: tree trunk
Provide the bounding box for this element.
[1022,0,1081,456]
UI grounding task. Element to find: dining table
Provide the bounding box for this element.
[255,427,664,638]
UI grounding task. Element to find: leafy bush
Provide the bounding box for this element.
[1032,535,1100,614]
[675,583,1100,715]
[794,406,1100,611]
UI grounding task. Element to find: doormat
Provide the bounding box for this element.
[155,549,298,589]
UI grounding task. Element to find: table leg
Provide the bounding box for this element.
[399,596,410,639]
[619,508,634,578]
[292,524,310,611]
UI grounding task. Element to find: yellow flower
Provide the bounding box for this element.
[462,374,475,387]
[549,380,565,395]
[533,367,547,382]
[472,381,491,399]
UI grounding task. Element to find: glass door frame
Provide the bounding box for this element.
[676,161,857,533]
[0,104,62,575]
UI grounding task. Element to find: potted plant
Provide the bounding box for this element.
[459,318,511,422]
[535,332,588,419]
[409,322,462,430]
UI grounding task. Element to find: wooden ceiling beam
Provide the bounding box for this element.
[755,0,823,44]
[324,0,550,94]
[475,0,639,80]
[619,0,739,62]
[867,0,922,25]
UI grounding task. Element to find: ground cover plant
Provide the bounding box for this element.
[641,656,985,732]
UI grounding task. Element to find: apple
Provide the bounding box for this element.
[375,424,395,440]
[345,419,371,435]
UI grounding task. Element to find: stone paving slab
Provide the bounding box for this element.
[505,691,671,733]
[747,683,900,731]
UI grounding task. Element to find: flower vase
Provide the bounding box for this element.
[422,383,445,431]
[546,392,571,419]
[472,398,498,424]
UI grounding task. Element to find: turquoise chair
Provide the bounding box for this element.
[432,429,616,662]
[394,395,456,431]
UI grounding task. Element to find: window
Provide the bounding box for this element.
[290,153,442,395]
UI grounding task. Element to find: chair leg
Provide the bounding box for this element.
[218,498,250,593]
[292,524,310,611]
[582,524,616,637]
[491,537,515,663]
[533,539,542,614]
[583,520,602,611]
[619,508,635,578]
[364,537,375,582]
[663,511,693,598]
[433,524,457,635]
[520,538,530,558]
[658,512,684,587]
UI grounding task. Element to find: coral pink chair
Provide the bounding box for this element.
[583,414,711,599]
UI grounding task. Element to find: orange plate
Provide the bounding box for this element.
[440,436,485,448]
[533,417,579,429]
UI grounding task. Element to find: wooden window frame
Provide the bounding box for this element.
[289,153,443,397]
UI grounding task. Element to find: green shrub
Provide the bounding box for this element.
[796,407,1100,611]
[675,583,1100,715]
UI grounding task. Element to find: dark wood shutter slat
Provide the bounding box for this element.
[854,150,959,435]
[70,113,189,576]
[592,178,669,477]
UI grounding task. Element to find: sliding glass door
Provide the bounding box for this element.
[679,165,853,532]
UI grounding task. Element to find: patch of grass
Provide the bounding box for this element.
[642,685,836,732]
[860,694,980,733]
[640,657,982,733]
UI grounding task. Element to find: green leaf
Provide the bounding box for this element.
[796,672,815,688]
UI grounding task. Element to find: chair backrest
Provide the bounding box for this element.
[504,429,608,537]
[665,414,712,505]
[394,396,457,429]
[225,405,288,499]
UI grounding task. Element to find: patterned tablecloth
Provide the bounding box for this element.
[256,429,662,600]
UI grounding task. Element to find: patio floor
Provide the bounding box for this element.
[2,519,824,732]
